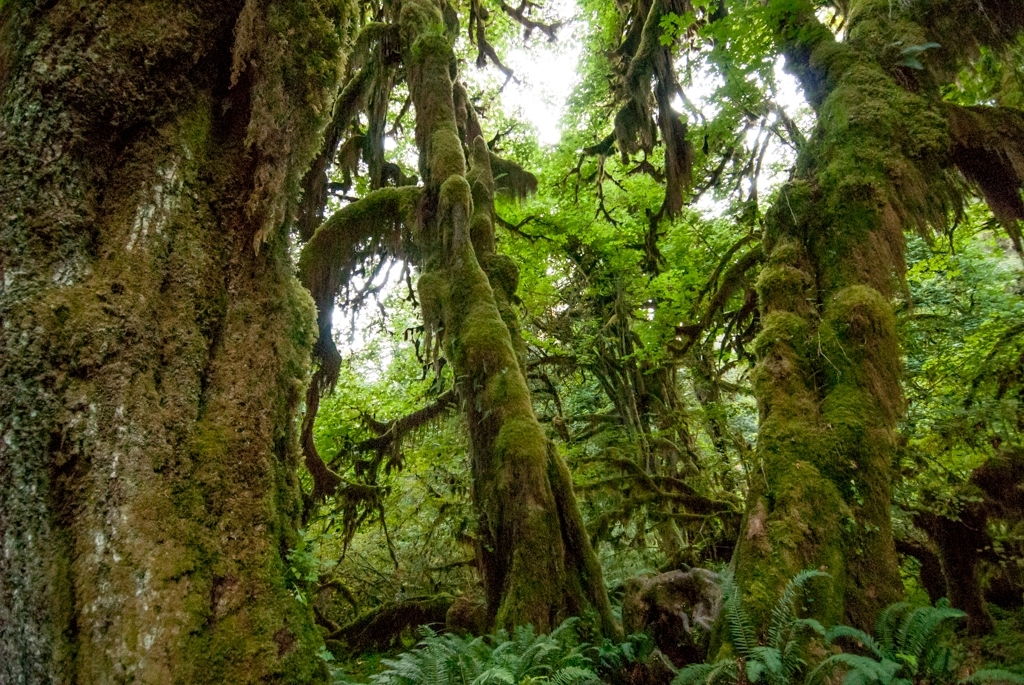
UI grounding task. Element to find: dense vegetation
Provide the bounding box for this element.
[2,0,1024,682]
[296,0,1024,675]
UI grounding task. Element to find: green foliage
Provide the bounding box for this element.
[809,601,1024,685]
[337,620,598,685]
[286,528,337,604]
[677,576,1024,685]
[300,0,1024,658]
[592,632,655,674]
[674,570,827,685]
[897,217,1024,532]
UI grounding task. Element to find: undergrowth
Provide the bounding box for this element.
[331,574,1024,685]
[676,571,1024,685]
[332,618,630,685]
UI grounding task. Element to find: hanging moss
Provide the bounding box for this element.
[609,0,692,215]
[902,0,1024,79]
[298,186,421,388]
[488,152,538,200]
[232,0,354,248]
[945,104,1024,252]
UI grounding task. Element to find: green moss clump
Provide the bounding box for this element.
[481,254,519,300]
[234,0,354,247]
[488,152,538,200]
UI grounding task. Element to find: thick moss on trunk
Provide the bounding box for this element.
[732,0,1024,639]
[399,0,619,636]
[0,1,347,682]
[731,0,970,634]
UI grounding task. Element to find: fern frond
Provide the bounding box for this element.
[826,625,883,658]
[548,618,579,642]
[767,570,828,650]
[546,666,598,685]
[746,658,766,685]
[876,602,915,653]
[673,659,738,685]
[750,646,783,684]
[472,666,515,685]
[807,653,900,685]
[780,638,808,683]
[790,618,826,638]
[720,571,757,659]
[900,605,964,662]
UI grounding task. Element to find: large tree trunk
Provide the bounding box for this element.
[733,0,1024,635]
[0,1,346,682]
[730,0,935,633]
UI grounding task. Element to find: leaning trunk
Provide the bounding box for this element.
[730,0,962,632]
[0,2,346,682]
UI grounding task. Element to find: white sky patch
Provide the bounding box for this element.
[691,55,811,217]
[463,0,584,146]
[499,39,582,144]
[332,259,406,381]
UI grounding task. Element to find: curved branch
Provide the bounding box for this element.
[351,389,458,454]
[498,0,560,41]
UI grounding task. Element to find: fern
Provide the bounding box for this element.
[768,571,828,652]
[359,618,595,685]
[674,569,827,685]
[813,599,1020,685]
[546,666,598,685]
[675,659,738,685]
[825,625,883,659]
[719,571,757,660]
[594,632,653,672]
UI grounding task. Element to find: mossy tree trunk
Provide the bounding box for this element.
[0,1,348,682]
[299,0,619,637]
[732,0,981,633]
[402,0,619,636]
[734,0,1024,635]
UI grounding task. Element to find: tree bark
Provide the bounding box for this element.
[400,0,619,636]
[730,0,941,633]
[0,1,347,682]
[733,0,1024,637]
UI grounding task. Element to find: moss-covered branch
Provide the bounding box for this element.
[299,185,422,390]
[946,104,1024,253]
[352,389,458,454]
[329,595,454,653]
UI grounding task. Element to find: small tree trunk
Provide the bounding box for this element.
[916,512,994,635]
[0,2,346,681]
[402,0,619,636]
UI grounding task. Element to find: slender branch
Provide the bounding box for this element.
[498,0,560,41]
[351,390,458,454]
